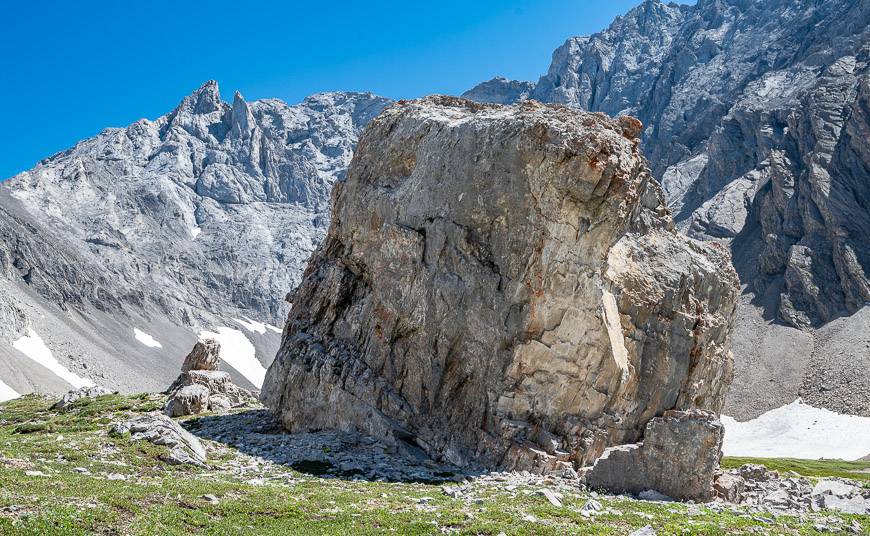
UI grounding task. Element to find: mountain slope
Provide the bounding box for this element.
[464,0,870,418]
[0,82,391,396]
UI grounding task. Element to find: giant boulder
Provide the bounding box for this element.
[261,96,739,471]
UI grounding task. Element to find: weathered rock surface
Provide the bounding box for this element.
[180,339,221,373]
[262,96,738,472]
[585,410,724,501]
[165,339,256,416]
[465,0,870,418]
[112,412,207,466]
[712,472,745,503]
[52,385,114,410]
[165,384,210,417]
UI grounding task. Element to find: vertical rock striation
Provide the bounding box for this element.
[262,96,738,471]
[463,0,870,419]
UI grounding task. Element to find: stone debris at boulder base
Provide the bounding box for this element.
[52,385,114,410]
[261,96,739,474]
[712,463,870,515]
[112,413,207,467]
[165,338,257,417]
[585,410,724,501]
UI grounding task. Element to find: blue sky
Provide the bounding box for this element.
[0,0,684,178]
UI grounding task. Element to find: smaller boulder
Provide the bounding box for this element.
[586,410,724,502]
[165,384,210,418]
[713,472,746,502]
[52,386,114,410]
[112,412,207,466]
[738,464,778,482]
[164,340,256,417]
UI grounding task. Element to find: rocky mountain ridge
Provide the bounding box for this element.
[0,81,391,396]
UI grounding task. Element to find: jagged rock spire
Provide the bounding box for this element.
[188,80,223,115]
[230,91,255,139]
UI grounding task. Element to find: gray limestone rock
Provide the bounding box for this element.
[165,384,210,418]
[165,339,257,416]
[585,410,724,502]
[262,96,738,472]
[713,472,745,503]
[112,412,207,466]
[52,385,114,410]
[181,339,221,373]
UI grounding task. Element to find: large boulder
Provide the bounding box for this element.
[261,96,739,471]
[585,410,724,501]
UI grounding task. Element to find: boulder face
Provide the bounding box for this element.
[462,0,870,418]
[585,410,725,501]
[261,96,739,471]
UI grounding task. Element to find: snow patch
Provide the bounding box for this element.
[0,379,19,402]
[133,328,162,348]
[199,327,265,388]
[12,329,95,389]
[266,324,283,334]
[191,226,202,238]
[232,316,267,335]
[721,399,870,461]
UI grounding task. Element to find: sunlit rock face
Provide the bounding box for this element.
[262,96,738,472]
[463,0,870,419]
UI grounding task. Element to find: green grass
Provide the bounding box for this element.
[722,457,870,483]
[0,394,867,535]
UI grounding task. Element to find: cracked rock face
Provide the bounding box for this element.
[585,410,724,501]
[262,96,738,472]
[463,0,870,419]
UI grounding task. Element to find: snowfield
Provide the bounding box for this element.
[0,378,18,402]
[12,329,95,389]
[133,328,163,348]
[233,317,267,335]
[199,327,266,388]
[721,399,870,461]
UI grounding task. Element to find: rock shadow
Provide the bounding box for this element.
[181,408,469,484]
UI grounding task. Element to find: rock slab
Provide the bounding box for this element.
[586,410,724,501]
[112,413,207,466]
[262,96,739,472]
[52,386,114,410]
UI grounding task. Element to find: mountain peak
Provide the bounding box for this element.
[181,80,223,115]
